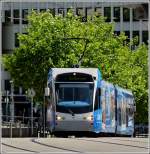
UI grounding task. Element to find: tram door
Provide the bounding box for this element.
[93,88,102,133]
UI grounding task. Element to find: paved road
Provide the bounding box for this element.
[1,137,149,154]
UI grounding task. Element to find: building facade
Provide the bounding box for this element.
[1,1,149,120]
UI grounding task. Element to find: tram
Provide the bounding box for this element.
[45,68,136,136]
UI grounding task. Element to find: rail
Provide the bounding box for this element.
[135,125,149,138]
[2,115,45,137]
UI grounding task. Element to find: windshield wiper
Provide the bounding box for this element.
[67,108,75,116]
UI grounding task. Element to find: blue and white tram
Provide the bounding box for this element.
[45,68,135,136]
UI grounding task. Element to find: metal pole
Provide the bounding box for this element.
[0,1,2,152]
[28,88,35,136]
[31,96,33,136]
[10,80,14,123]
[43,94,45,137]
[5,90,9,121]
[148,0,150,147]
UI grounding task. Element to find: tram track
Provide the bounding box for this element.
[74,138,149,149]
[2,142,38,153]
[110,137,148,143]
[31,138,82,153]
[2,139,81,153]
[2,137,148,153]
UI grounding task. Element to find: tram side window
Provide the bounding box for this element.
[102,88,106,126]
[117,96,122,126]
[126,98,132,127]
[110,91,115,125]
[118,102,121,126]
[128,99,134,127]
[121,97,126,126]
[121,100,123,126]
[126,106,129,127]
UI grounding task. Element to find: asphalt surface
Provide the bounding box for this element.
[1,137,149,154]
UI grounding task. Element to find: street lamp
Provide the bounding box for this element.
[10,80,14,123]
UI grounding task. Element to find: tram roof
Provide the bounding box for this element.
[115,85,133,96]
[50,68,101,79]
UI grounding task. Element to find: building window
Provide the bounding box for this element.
[40,9,46,12]
[142,4,148,21]
[13,9,19,24]
[114,31,120,36]
[133,8,139,21]
[22,87,26,95]
[76,8,86,22]
[49,8,55,16]
[85,8,93,20]
[32,9,37,13]
[114,7,120,22]
[76,8,84,16]
[67,8,73,14]
[14,86,20,94]
[124,31,130,43]
[22,9,28,24]
[15,33,19,47]
[104,7,111,22]
[5,10,11,23]
[142,31,148,45]
[86,7,92,16]
[4,67,8,71]
[123,8,130,21]
[133,31,139,45]
[58,8,65,17]
[95,7,102,17]
[5,80,10,91]
[23,32,28,35]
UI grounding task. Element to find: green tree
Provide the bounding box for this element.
[3,11,148,123]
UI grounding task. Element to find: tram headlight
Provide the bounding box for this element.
[86,115,93,121]
[56,115,65,120]
[56,116,62,120]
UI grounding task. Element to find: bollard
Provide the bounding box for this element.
[38,131,40,138]
[10,121,12,138]
[19,122,22,137]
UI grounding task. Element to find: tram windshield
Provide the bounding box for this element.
[56,83,93,113]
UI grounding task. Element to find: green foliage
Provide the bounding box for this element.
[3,11,148,123]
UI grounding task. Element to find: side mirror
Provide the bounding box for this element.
[45,87,50,96]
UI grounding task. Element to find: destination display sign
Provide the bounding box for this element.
[56,73,93,82]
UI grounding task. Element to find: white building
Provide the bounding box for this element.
[1,1,148,119]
